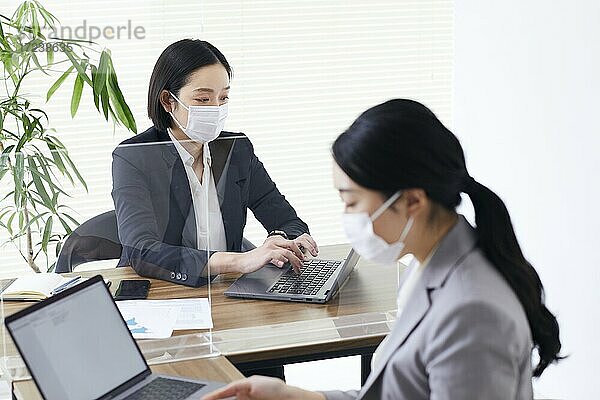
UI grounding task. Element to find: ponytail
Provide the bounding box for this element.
[463,176,562,377]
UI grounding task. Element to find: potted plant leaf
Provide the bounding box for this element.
[0,0,136,273]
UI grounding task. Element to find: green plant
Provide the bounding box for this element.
[0,1,136,272]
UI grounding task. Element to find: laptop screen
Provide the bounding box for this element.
[6,279,148,400]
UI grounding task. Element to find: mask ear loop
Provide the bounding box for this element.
[395,215,415,298]
[371,191,402,221]
[168,91,190,131]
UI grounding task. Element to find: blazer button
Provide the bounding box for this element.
[182,273,188,281]
[170,272,176,279]
[176,272,182,280]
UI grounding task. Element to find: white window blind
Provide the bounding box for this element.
[0,0,453,278]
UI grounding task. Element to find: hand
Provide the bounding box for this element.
[293,233,319,257]
[201,375,325,400]
[236,236,304,274]
[264,235,306,273]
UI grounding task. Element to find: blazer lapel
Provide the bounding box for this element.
[359,278,431,396]
[160,139,196,247]
[358,216,478,397]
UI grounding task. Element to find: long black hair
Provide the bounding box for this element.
[332,99,561,377]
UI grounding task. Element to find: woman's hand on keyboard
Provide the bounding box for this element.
[236,236,305,274]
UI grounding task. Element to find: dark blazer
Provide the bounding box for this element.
[112,126,309,287]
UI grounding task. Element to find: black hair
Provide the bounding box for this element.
[332,99,562,377]
[147,39,232,131]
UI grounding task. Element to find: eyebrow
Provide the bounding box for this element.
[337,188,355,193]
[192,86,231,93]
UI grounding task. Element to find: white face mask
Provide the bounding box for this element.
[342,191,414,265]
[169,91,228,143]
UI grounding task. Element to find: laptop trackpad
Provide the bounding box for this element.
[227,264,287,295]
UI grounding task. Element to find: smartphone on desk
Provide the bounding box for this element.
[114,279,150,301]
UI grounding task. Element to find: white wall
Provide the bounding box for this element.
[454,1,600,398]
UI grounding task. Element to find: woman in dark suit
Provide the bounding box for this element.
[112,39,318,288]
[202,99,562,399]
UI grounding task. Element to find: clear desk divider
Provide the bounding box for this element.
[0,134,413,391]
[113,140,219,364]
[198,135,406,364]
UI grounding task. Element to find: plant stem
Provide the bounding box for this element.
[23,201,40,273]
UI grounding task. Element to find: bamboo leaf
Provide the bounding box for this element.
[107,69,136,132]
[54,239,63,258]
[94,49,109,95]
[90,65,100,111]
[59,212,79,227]
[63,47,92,85]
[6,212,15,236]
[42,215,53,253]
[100,84,109,120]
[57,214,75,234]
[47,65,73,101]
[27,157,52,207]
[70,73,83,117]
[21,212,48,233]
[61,151,87,191]
[29,3,40,37]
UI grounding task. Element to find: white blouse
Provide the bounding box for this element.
[168,130,227,252]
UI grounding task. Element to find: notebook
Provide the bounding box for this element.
[0,274,78,301]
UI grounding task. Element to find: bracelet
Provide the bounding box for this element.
[267,230,288,240]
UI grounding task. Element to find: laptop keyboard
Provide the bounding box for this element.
[123,377,205,400]
[268,259,342,296]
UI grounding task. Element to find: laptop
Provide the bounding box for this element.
[4,275,224,400]
[224,249,360,303]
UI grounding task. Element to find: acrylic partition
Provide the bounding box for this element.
[199,135,407,363]
[0,143,220,393]
[0,137,412,393]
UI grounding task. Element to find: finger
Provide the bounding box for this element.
[271,237,304,260]
[303,234,319,253]
[201,380,250,400]
[270,257,287,268]
[296,237,317,257]
[281,249,303,271]
[270,252,289,268]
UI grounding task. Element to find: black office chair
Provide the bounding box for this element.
[55,210,257,273]
[55,210,122,273]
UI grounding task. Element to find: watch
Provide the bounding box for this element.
[267,230,288,240]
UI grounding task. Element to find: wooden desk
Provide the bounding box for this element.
[2,245,399,384]
[12,356,244,400]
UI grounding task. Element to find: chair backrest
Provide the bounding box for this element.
[55,210,258,273]
[55,210,122,273]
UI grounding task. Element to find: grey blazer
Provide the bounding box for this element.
[323,216,533,400]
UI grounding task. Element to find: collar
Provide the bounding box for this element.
[421,214,478,290]
[167,128,211,167]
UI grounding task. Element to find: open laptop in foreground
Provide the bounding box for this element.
[4,275,224,400]
[225,249,360,303]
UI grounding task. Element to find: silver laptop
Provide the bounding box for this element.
[225,249,360,303]
[4,275,224,400]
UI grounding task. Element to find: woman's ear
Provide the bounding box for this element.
[159,90,174,113]
[403,189,427,218]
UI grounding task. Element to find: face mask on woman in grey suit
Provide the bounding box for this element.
[342,191,414,265]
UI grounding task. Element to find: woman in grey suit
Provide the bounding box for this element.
[203,99,562,400]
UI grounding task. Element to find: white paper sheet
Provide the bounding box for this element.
[117,298,213,330]
[116,302,180,339]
